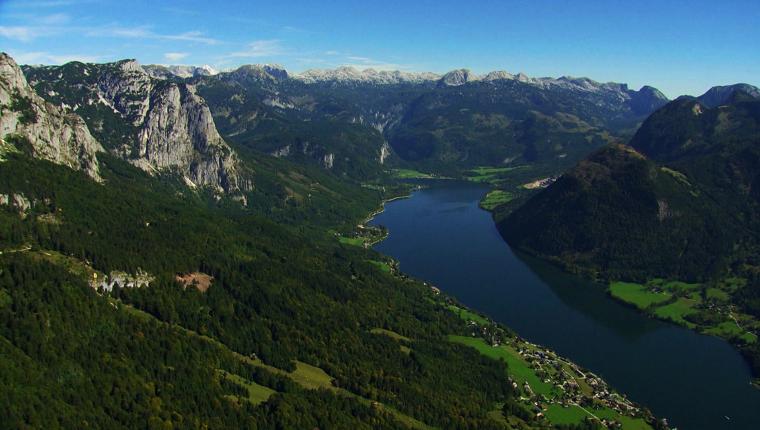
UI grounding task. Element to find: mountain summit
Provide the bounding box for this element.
[500,91,760,281]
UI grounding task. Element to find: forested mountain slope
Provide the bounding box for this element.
[501,92,760,281]
[499,89,760,374]
[22,58,246,193]
[187,63,667,176]
[0,52,663,429]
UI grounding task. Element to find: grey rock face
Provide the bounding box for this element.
[24,58,247,193]
[99,60,153,125]
[0,192,32,218]
[439,69,479,86]
[228,64,289,85]
[143,64,219,80]
[321,153,335,169]
[0,52,103,179]
[104,64,245,192]
[379,142,391,165]
[482,71,515,81]
[123,83,242,192]
[296,66,438,85]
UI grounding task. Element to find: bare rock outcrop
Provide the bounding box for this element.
[0,52,103,179]
[23,58,247,193]
[101,61,246,192]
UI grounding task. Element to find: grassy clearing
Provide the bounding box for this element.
[611,278,759,347]
[248,358,431,428]
[390,169,435,179]
[595,408,652,430]
[545,404,651,429]
[706,288,730,301]
[447,304,489,325]
[53,281,433,429]
[218,370,276,405]
[653,298,698,327]
[368,260,392,273]
[465,166,521,183]
[544,404,589,425]
[704,321,758,343]
[617,416,654,430]
[609,282,671,309]
[27,250,103,283]
[448,335,554,396]
[660,167,692,187]
[338,236,365,247]
[290,361,334,390]
[479,190,514,211]
[704,321,745,338]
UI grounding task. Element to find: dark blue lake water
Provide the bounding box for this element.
[370,181,760,430]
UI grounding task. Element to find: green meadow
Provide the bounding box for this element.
[480,190,515,211]
[448,335,554,396]
[609,282,671,309]
[653,297,699,327]
[465,166,522,183]
[368,259,392,273]
[447,304,490,325]
[610,279,759,346]
[390,168,436,179]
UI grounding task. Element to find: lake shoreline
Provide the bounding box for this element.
[370,180,760,429]
[493,214,760,386]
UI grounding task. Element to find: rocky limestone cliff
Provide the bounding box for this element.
[0,52,103,179]
[126,83,242,191]
[439,69,479,86]
[101,62,246,192]
[23,58,247,193]
[98,60,153,125]
[296,66,438,85]
[143,64,219,80]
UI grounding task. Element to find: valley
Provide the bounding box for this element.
[1,43,759,429]
[370,181,760,429]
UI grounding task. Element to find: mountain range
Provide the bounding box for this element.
[498,84,760,375]
[3,49,759,429]
[29,59,667,180]
[501,84,760,281]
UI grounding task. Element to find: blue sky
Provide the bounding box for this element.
[1,0,758,98]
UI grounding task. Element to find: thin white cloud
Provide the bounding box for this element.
[0,13,71,41]
[346,56,373,63]
[227,40,285,58]
[38,13,70,25]
[164,52,189,62]
[0,19,220,46]
[0,26,38,42]
[163,31,218,45]
[85,25,220,45]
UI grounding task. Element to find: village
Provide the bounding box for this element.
[457,302,659,429]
